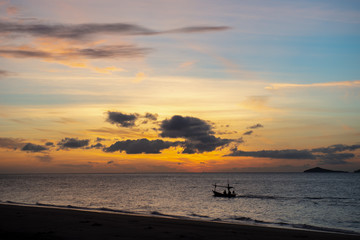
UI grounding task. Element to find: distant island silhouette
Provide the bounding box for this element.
[304,167,348,173]
[355,169,360,173]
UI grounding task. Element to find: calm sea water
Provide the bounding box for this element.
[0,173,359,234]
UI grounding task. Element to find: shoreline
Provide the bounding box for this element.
[1,203,359,240]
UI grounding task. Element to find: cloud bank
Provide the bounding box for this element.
[104,138,177,154]
[227,144,360,164]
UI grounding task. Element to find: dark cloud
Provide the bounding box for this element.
[319,153,354,165]
[45,142,54,146]
[21,143,48,152]
[107,160,114,164]
[144,113,158,121]
[243,130,253,136]
[160,115,231,153]
[88,143,104,149]
[181,137,232,154]
[0,49,51,58]
[0,22,156,39]
[226,143,360,164]
[0,45,149,59]
[106,111,139,127]
[0,21,229,40]
[226,148,316,159]
[96,137,106,142]
[311,144,360,154]
[57,138,89,149]
[160,115,214,139]
[103,138,177,154]
[248,123,264,129]
[0,137,24,150]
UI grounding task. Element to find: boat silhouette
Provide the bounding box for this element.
[212,182,236,198]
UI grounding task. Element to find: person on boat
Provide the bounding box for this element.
[223,190,226,195]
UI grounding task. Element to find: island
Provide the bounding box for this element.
[355,169,360,173]
[304,167,348,173]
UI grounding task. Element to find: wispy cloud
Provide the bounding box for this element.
[0,45,150,60]
[266,80,360,90]
[0,21,229,40]
[0,137,25,150]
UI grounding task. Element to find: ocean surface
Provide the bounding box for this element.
[0,173,359,234]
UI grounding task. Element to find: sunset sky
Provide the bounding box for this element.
[0,0,359,173]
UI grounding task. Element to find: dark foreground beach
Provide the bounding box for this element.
[1,204,359,240]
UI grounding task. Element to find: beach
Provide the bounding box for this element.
[1,204,359,240]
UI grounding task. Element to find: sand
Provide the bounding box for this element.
[0,203,359,240]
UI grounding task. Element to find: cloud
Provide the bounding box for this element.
[227,148,316,159]
[241,96,275,112]
[104,138,177,154]
[45,142,54,146]
[106,111,139,127]
[0,22,155,39]
[159,115,231,153]
[0,45,150,60]
[57,138,89,149]
[35,155,52,162]
[243,130,253,135]
[6,6,19,15]
[319,153,354,165]
[226,143,359,164]
[248,123,264,129]
[311,144,360,154]
[265,80,360,90]
[133,72,146,83]
[96,137,106,142]
[144,113,158,121]
[87,143,104,149]
[0,21,229,40]
[21,143,48,152]
[0,137,25,150]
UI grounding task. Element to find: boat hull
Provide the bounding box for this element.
[212,190,236,198]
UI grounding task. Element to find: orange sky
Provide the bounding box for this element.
[0,0,359,173]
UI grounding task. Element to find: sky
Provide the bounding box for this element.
[0,0,359,173]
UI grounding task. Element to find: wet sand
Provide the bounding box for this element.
[0,203,359,240]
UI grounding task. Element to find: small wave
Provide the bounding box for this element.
[238,195,277,200]
[291,223,359,235]
[303,197,349,200]
[151,211,186,219]
[234,216,270,224]
[189,213,210,218]
[233,216,359,235]
[97,207,133,214]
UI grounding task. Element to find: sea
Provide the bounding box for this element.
[0,172,359,235]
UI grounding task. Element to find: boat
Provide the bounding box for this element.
[212,182,236,198]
